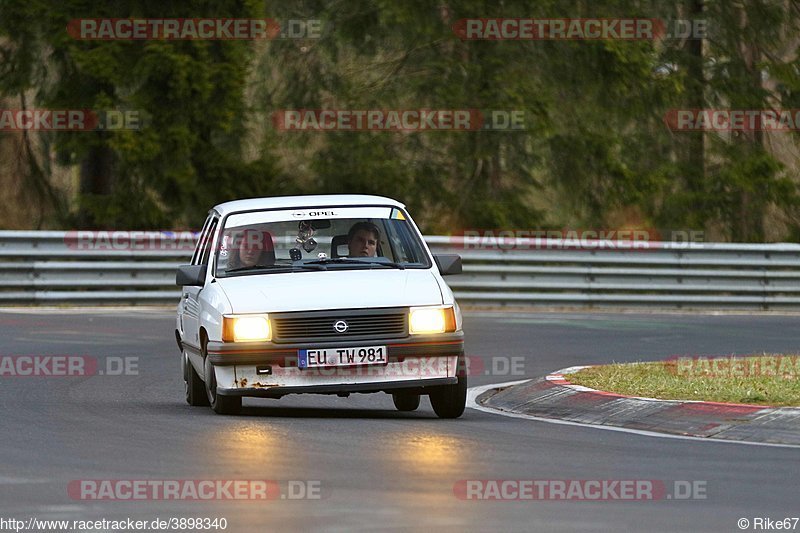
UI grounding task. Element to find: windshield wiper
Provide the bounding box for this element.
[302,258,405,270]
[225,264,295,274]
[226,262,327,274]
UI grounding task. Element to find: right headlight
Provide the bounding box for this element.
[409,306,457,335]
[222,315,271,342]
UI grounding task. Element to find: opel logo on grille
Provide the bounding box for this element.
[333,320,349,333]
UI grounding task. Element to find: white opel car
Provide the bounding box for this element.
[175,195,465,417]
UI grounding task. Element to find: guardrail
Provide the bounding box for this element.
[2,231,800,309]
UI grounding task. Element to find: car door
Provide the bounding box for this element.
[181,215,218,353]
[178,217,210,334]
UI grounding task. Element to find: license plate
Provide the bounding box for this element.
[298,345,388,369]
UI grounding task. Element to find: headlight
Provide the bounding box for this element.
[409,306,457,334]
[222,315,271,342]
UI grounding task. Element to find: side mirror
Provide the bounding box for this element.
[433,254,462,276]
[176,264,207,287]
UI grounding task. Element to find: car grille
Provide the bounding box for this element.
[271,308,407,343]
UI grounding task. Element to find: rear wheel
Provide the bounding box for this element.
[203,341,242,415]
[184,352,209,406]
[429,375,467,419]
[392,392,420,412]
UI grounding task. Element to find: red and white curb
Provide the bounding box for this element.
[467,366,800,449]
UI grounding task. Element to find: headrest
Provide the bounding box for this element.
[330,234,349,258]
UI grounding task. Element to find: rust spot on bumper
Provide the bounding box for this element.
[252,382,280,389]
[237,377,280,388]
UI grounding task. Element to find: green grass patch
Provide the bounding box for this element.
[567,355,800,406]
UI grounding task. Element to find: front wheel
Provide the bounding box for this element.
[203,346,242,415]
[185,352,209,406]
[392,392,421,412]
[429,376,467,419]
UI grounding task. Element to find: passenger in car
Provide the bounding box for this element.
[227,229,276,269]
[347,222,380,257]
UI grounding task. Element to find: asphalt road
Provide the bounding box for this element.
[1,309,798,532]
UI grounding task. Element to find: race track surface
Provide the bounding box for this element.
[1,309,798,532]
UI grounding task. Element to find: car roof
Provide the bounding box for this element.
[211,194,406,217]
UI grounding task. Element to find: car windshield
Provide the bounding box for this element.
[214,206,431,277]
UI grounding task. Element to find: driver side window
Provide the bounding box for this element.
[199,219,218,266]
[191,217,212,265]
[192,216,218,266]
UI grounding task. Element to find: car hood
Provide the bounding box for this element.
[216,268,444,313]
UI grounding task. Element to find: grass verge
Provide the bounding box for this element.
[567,355,800,407]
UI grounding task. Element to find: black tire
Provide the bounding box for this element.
[185,352,209,406]
[203,342,242,415]
[392,392,421,412]
[429,375,467,419]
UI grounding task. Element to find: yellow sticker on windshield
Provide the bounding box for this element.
[390,208,406,220]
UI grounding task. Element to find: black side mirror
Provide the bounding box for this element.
[176,264,207,287]
[433,254,462,276]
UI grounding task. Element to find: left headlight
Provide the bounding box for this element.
[409,306,457,335]
[222,315,271,342]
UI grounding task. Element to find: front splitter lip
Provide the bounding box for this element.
[216,377,457,397]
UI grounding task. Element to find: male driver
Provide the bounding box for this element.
[347,221,380,257]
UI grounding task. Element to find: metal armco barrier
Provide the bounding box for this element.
[2,231,800,309]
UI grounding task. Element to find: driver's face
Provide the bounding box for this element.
[348,230,378,257]
[238,231,265,266]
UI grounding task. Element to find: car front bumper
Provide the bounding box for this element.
[204,333,464,397]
